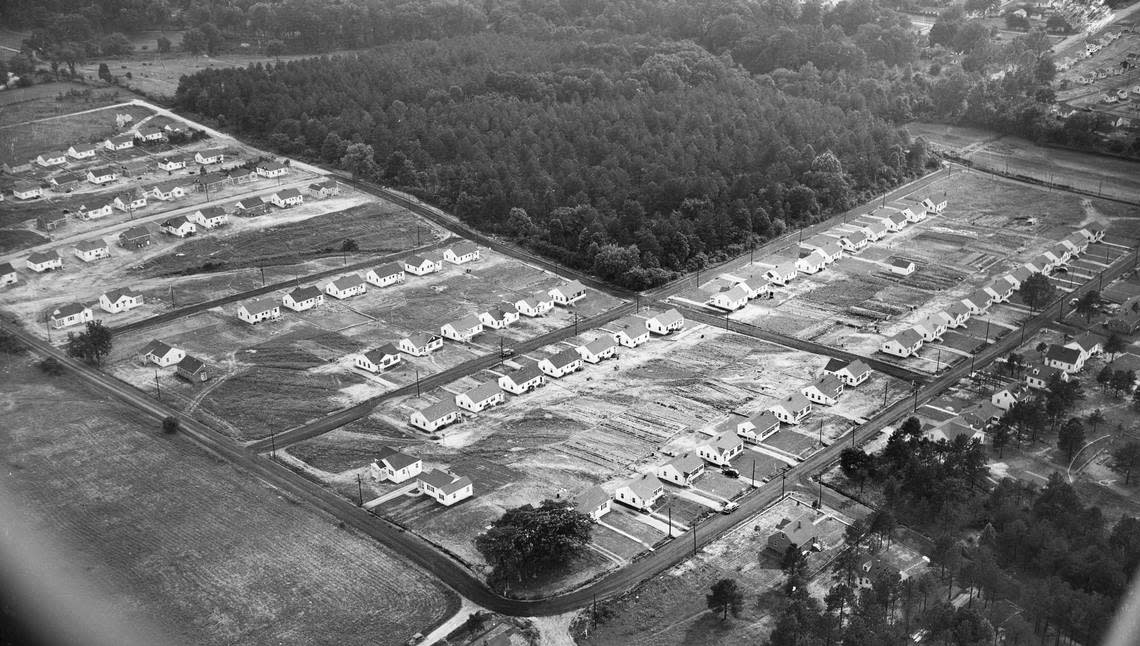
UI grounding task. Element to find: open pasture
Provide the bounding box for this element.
[0,357,456,646]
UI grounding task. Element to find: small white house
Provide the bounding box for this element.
[409,400,462,433]
[269,188,304,208]
[104,134,134,151]
[765,261,798,286]
[404,255,441,276]
[356,343,402,373]
[36,151,67,167]
[940,302,972,329]
[478,303,520,329]
[890,259,916,276]
[549,280,587,306]
[737,411,781,443]
[49,303,93,329]
[614,474,664,511]
[13,182,43,200]
[399,333,443,356]
[1045,344,1085,374]
[282,286,324,312]
[418,469,474,506]
[709,284,749,311]
[100,288,144,313]
[189,206,229,230]
[0,263,18,288]
[1065,333,1103,363]
[574,486,612,521]
[578,337,617,363]
[961,290,992,315]
[146,179,191,201]
[325,274,367,299]
[440,315,484,342]
[697,431,745,466]
[839,230,869,253]
[538,348,584,378]
[256,160,289,178]
[610,316,650,347]
[796,250,827,275]
[443,242,480,264]
[371,446,422,484]
[87,167,119,185]
[140,340,185,367]
[113,190,147,213]
[645,308,684,335]
[73,239,110,263]
[880,328,924,358]
[802,374,844,406]
[455,381,505,413]
[78,203,114,220]
[770,393,813,425]
[984,277,1016,303]
[156,155,186,171]
[160,216,196,238]
[657,452,706,487]
[365,263,405,288]
[912,316,946,342]
[237,298,281,325]
[67,143,97,160]
[194,148,226,164]
[823,358,872,387]
[26,251,62,272]
[498,364,546,395]
[515,293,555,317]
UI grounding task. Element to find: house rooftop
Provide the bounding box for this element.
[419,468,471,495]
[103,287,141,302]
[624,474,663,500]
[556,280,586,295]
[507,363,544,384]
[120,225,150,240]
[584,337,616,354]
[177,355,207,374]
[418,399,461,422]
[1046,344,1082,364]
[449,241,478,256]
[463,381,503,404]
[824,357,850,373]
[375,262,403,277]
[289,285,322,302]
[141,339,174,357]
[331,274,365,290]
[547,347,582,369]
[651,308,684,325]
[376,446,419,472]
[276,187,302,199]
[242,297,278,316]
[780,392,812,412]
[574,485,610,513]
[809,374,844,397]
[364,344,400,364]
[52,302,88,318]
[74,238,107,252]
[667,451,705,473]
[450,314,483,331]
[162,215,190,228]
[27,250,60,264]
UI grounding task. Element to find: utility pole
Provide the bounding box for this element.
[882,379,889,408]
[912,380,919,412]
[154,369,161,400]
[817,473,823,507]
[170,285,176,308]
[415,368,421,397]
[751,459,756,488]
[574,313,579,337]
[357,474,364,507]
[270,432,277,461]
[667,503,672,538]
[984,318,991,345]
[780,469,786,497]
[692,525,697,557]
[260,266,266,287]
[45,319,51,343]
[818,419,823,446]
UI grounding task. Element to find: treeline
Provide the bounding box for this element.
[838,417,1140,644]
[175,33,925,288]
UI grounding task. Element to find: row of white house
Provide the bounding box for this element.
[608,358,874,513]
[879,226,1103,359]
[709,197,948,312]
[407,310,687,433]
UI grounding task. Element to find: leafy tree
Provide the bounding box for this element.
[100,32,132,56]
[1088,409,1105,436]
[475,500,592,586]
[1112,369,1135,397]
[182,28,208,55]
[1019,272,1056,311]
[66,320,112,365]
[1005,352,1024,376]
[97,62,112,83]
[1105,332,1127,359]
[0,330,24,354]
[991,422,1012,458]
[341,238,359,252]
[1099,365,1114,390]
[340,143,377,179]
[1075,290,1101,323]
[1057,417,1085,463]
[37,356,64,376]
[156,36,171,53]
[162,416,180,434]
[1113,442,1140,484]
[706,578,744,619]
[870,508,897,548]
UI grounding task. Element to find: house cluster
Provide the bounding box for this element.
[369,445,474,506]
[879,226,1102,359]
[45,284,149,329]
[710,197,947,312]
[139,339,210,383]
[1024,332,1102,389]
[14,129,181,199]
[407,308,686,434]
[605,356,873,515]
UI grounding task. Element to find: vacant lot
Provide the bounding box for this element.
[0,356,456,646]
[908,122,1140,203]
[0,102,154,167]
[0,82,131,128]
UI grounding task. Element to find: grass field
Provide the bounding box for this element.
[140,200,439,275]
[0,103,153,167]
[0,356,457,646]
[0,82,131,128]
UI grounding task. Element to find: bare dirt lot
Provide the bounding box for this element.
[0,355,456,646]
